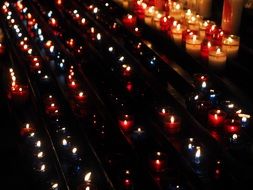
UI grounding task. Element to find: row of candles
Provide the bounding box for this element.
[117,0,241,71]
[3,1,95,189]
[74,1,217,177]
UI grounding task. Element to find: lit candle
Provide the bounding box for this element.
[0,43,5,55]
[194,146,201,164]
[121,64,132,77]
[199,20,215,39]
[75,91,87,103]
[171,23,184,46]
[222,35,240,58]
[170,3,183,21]
[122,14,136,28]
[134,1,146,20]
[164,115,181,134]
[208,48,227,71]
[221,0,244,34]
[118,114,134,131]
[187,15,201,31]
[157,106,173,119]
[224,119,240,134]
[200,40,213,59]
[229,133,239,144]
[187,137,195,153]
[10,85,29,102]
[238,113,251,128]
[149,152,167,172]
[131,127,146,141]
[144,6,155,25]
[185,35,202,57]
[208,109,227,127]
[20,123,35,136]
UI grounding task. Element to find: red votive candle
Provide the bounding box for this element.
[10,85,29,102]
[200,40,214,59]
[20,123,35,136]
[149,152,167,172]
[224,119,240,134]
[164,115,181,134]
[208,109,227,127]
[74,91,87,103]
[157,106,173,119]
[118,114,134,131]
[122,14,136,28]
[134,1,146,20]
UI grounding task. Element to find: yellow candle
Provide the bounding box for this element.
[185,35,202,57]
[145,6,155,26]
[208,48,227,71]
[187,15,202,31]
[222,35,240,58]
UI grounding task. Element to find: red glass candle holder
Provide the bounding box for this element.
[149,152,167,173]
[224,119,240,134]
[20,123,35,136]
[10,85,29,102]
[200,40,214,60]
[122,14,137,28]
[164,115,181,134]
[157,106,173,120]
[74,91,87,104]
[118,114,134,131]
[208,109,227,127]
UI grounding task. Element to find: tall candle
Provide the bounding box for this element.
[197,0,212,18]
[185,35,202,57]
[208,48,227,71]
[222,35,240,58]
[221,0,244,34]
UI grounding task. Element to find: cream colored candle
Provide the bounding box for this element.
[221,0,244,34]
[199,20,215,39]
[153,11,163,29]
[145,6,155,26]
[187,15,202,31]
[222,35,240,58]
[171,23,184,46]
[208,48,227,71]
[185,35,202,57]
[170,3,184,21]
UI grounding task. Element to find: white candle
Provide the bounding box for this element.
[222,35,240,58]
[185,35,202,57]
[171,23,185,46]
[197,0,212,18]
[152,11,163,29]
[170,3,184,21]
[145,6,155,26]
[208,48,227,71]
[221,0,244,34]
[187,15,202,31]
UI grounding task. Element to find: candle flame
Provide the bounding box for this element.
[232,134,238,140]
[157,152,161,156]
[79,92,84,97]
[72,147,77,154]
[52,183,58,189]
[162,108,166,114]
[123,120,128,126]
[216,110,221,114]
[214,114,218,120]
[176,24,181,31]
[25,123,30,129]
[84,172,92,182]
[127,14,132,19]
[175,3,180,10]
[40,164,46,172]
[170,116,175,123]
[207,41,212,48]
[155,159,160,165]
[201,81,207,88]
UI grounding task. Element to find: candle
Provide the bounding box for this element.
[122,170,133,188]
[74,91,87,103]
[20,123,35,136]
[131,127,146,141]
[159,15,170,31]
[134,1,146,20]
[121,64,132,77]
[118,114,134,131]
[208,109,227,127]
[144,6,155,25]
[187,15,201,31]
[157,106,173,119]
[186,137,195,154]
[164,115,181,134]
[171,23,184,46]
[208,48,227,71]
[193,73,208,88]
[194,146,202,164]
[221,0,244,34]
[149,152,167,172]
[0,43,5,55]
[10,85,29,102]
[222,35,240,58]
[238,113,251,128]
[224,119,240,134]
[185,35,202,57]
[122,0,130,9]
[122,14,136,28]
[199,20,215,39]
[197,0,212,18]
[169,3,184,21]
[229,133,240,144]
[200,40,213,59]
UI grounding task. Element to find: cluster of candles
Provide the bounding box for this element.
[3,1,99,189]
[116,0,241,71]
[8,67,29,102]
[187,74,251,144]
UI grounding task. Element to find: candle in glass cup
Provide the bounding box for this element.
[144,6,155,25]
[149,152,167,172]
[118,114,134,131]
[134,1,146,20]
[187,15,201,31]
[21,123,35,136]
[222,35,240,58]
[208,109,227,127]
[158,106,173,119]
[170,3,184,21]
[164,115,181,134]
[224,119,240,134]
[171,23,184,46]
[153,11,163,30]
[238,113,251,128]
[208,48,227,71]
[122,14,137,28]
[199,20,215,39]
[185,35,202,57]
[200,40,213,59]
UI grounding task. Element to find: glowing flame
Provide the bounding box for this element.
[170,116,175,123]
[84,172,92,182]
[195,147,201,158]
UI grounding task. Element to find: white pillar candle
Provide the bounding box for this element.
[208,48,227,71]
[222,35,240,58]
[185,35,202,57]
[170,3,184,21]
[221,0,244,34]
[197,0,212,18]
